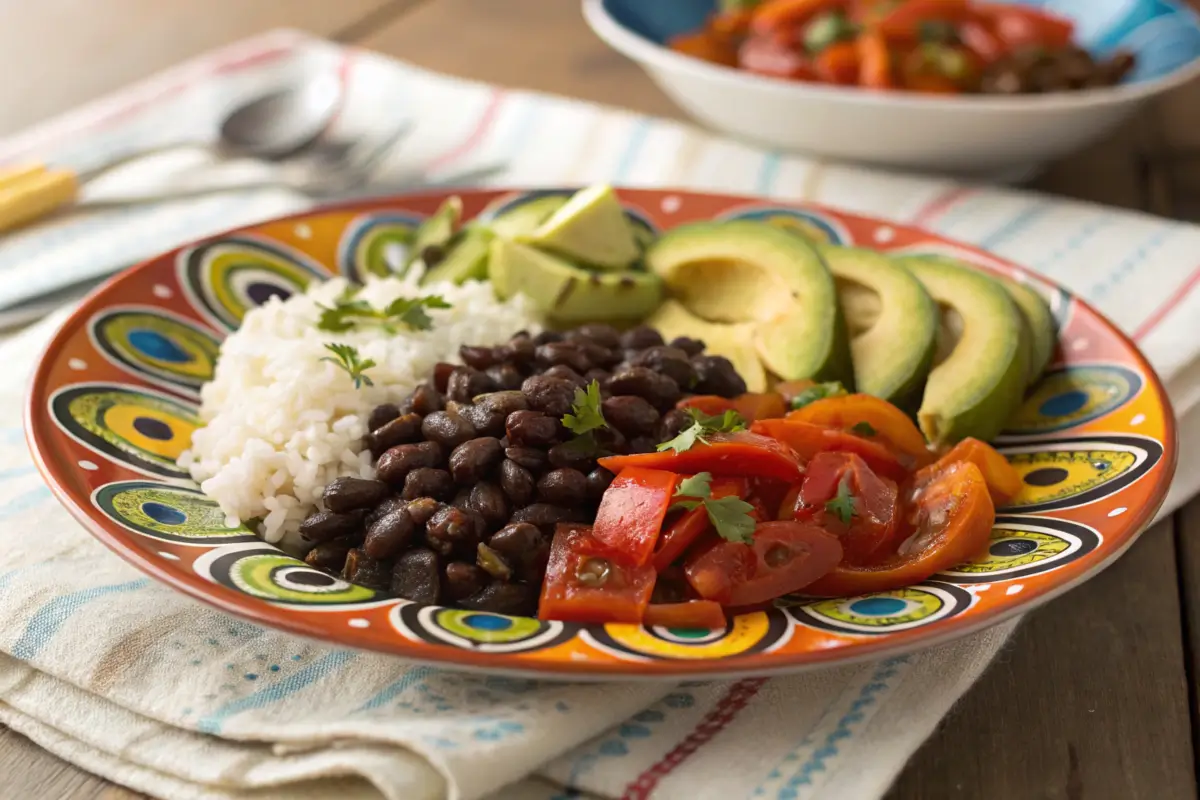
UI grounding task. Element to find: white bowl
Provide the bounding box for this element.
[583,0,1200,177]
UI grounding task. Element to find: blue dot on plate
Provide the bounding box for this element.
[665,627,710,639]
[848,597,908,616]
[127,328,192,364]
[141,501,186,526]
[991,539,1039,557]
[462,613,512,632]
[1039,389,1089,418]
[132,417,174,441]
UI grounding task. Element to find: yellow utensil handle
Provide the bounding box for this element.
[0,163,80,232]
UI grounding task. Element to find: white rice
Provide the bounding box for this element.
[179,275,539,548]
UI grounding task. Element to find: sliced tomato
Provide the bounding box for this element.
[683,535,757,603]
[711,9,755,38]
[959,19,1004,64]
[748,477,796,521]
[733,391,788,422]
[751,0,850,36]
[738,35,818,80]
[676,395,737,417]
[792,452,900,564]
[785,394,933,468]
[643,600,728,629]
[804,460,994,596]
[857,29,894,89]
[592,467,678,567]
[751,418,908,481]
[599,431,804,483]
[668,30,739,67]
[977,3,1074,50]
[934,437,1020,505]
[816,40,861,85]
[731,521,844,606]
[876,0,972,39]
[538,524,657,624]
[653,477,747,572]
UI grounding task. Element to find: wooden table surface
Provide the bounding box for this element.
[3,2,1200,798]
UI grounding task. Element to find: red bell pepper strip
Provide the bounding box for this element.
[786,393,933,468]
[977,3,1074,50]
[933,437,1020,506]
[676,395,737,417]
[792,451,902,565]
[599,432,804,484]
[751,0,850,37]
[592,467,678,567]
[751,418,908,481]
[653,477,748,572]
[538,524,657,624]
[643,600,728,630]
[857,29,895,89]
[876,0,972,39]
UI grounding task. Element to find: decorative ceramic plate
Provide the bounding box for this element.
[26,188,1177,679]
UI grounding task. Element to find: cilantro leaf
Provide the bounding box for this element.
[790,381,847,410]
[384,295,453,332]
[316,288,452,334]
[851,421,877,437]
[824,474,858,525]
[675,472,713,500]
[562,380,608,436]
[705,496,758,544]
[321,343,376,389]
[656,408,747,454]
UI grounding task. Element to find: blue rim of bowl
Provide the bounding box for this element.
[583,0,1200,110]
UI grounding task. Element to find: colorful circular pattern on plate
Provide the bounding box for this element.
[194,544,382,607]
[582,610,790,661]
[89,307,222,393]
[49,383,199,479]
[1002,365,1143,437]
[789,584,972,635]
[92,480,259,546]
[179,235,329,330]
[27,188,1175,679]
[392,603,575,654]
[936,516,1102,583]
[337,211,423,283]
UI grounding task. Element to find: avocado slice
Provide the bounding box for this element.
[489,237,662,324]
[819,244,937,413]
[489,195,567,239]
[648,299,767,392]
[896,256,1028,445]
[645,220,853,386]
[420,226,493,286]
[997,274,1057,386]
[408,196,462,271]
[519,184,640,270]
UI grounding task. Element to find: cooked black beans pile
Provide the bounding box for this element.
[980,46,1135,95]
[298,323,748,615]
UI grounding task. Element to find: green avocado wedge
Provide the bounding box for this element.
[519,184,640,270]
[420,226,493,286]
[820,244,937,413]
[644,220,853,386]
[488,195,567,240]
[997,274,1057,385]
[489,237,662,324]
[408,196,462,268]
[895,256,1028,446]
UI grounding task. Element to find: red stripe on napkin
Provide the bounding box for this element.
[425,88,507,173]
[1133,262,1200,341]
[911,186,976,228]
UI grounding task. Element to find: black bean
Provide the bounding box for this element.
[426,505,484,557]
[532,330,563,345]
[343,548,391,591]
[608,367,681,411]
[367,403,400,432]
[401,467,454,501]
[499,459,536,506]
[377,441,445,486]
[488,522,549,583]
[365,495,407,528]
[451,487,474,512]
[459,344,498,370]
[304,540,353,571]
[584,368,611,386]
[658,408,693,442]
[322,477,389,514]
[365,412,423,457]
[476,542,514,581]
[459,581,537,616]
[577,341,618,369]
[476,390,530,419]
[569,323,622,349]
[364,507,415,559]
[546,441,597,472]
[299,508,364,542]
[594,426,627,455]
[504,446,549,473]
[627,436,658,454]
[585,467,615,502]
[432,362,457,393]
[669,336,706,357]
[536,342,592,373]
[391,549,441,603]
[485,363,525,391]
[444,561,488,601]
[468,481,510,529]
[406,497,443,526]
[446,366,496,403]
[520,375,577,417]
[537,468,589,507]
[602,395,660,437]
[421,410,478,450]
[449,437,505,484]
[542,364,586,387]
[497,334,536,366]
[509,503,588,533]
[410,384,446,416]
[629,346,696,389]
[691,355,747,398]
[505,410,560,448]
[620,325,664,350]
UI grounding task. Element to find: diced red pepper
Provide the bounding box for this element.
[538,524,657,624]
[751,418,908,481]
[653,477,747,572]
[592,467,678,567]
[643,600,728,630]
[599,432,804,483]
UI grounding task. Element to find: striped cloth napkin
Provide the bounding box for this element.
[1,30,1198,800]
